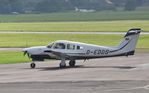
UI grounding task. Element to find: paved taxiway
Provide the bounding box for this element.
[0,52,149,93]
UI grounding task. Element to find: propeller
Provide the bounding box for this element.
[23,51,31,59]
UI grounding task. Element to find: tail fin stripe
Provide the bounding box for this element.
[110,39,131,53]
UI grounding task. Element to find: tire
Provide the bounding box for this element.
[30,63,36,69]
[69,60,76,67]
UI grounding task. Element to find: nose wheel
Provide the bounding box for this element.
[30,63,36,69]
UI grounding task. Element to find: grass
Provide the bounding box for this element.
[0,11,149,22]
[0,11,148,32]
[0,51,29,64]
[0,20,149,32]
[0,33,148,48]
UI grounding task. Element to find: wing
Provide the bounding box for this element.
[44,50,71,59]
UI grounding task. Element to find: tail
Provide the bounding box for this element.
[117,28,141,56]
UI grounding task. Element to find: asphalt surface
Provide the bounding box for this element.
[0,52,149,93]
[0,48,23,51]
[0,81,149,93]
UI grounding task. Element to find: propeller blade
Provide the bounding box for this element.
[27,53,31,58]
[23,51,27,56]
[23,51,31,59]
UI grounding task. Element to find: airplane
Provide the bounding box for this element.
[75,7,96,13]
[23,28,141,69]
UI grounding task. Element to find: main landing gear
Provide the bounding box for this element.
[59,59,76,68]
[69,60,76,67]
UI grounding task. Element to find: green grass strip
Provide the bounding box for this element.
[0,34,148,48]
[0,11,149,22]
[0,51,29,64]
[0,21,149,32]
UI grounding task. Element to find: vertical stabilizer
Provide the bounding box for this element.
[118,28,141,55]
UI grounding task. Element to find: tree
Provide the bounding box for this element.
[0,0,11,14]
[0,0,24,14]
[69,0,115,11]
[135,0,143,6]
[35,0,70,13]
[9,0,24,13]
[124,0,137,11]
[110,0,126,7]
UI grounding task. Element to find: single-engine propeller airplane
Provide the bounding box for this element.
[23,28,141,68]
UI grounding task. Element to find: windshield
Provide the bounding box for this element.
[47,43,54,48]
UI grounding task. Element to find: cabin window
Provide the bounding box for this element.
[47,43,54,48]
[77,46,83,50]
[53,43,65,49]
[67,44,75,50]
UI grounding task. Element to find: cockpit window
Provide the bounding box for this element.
[47,43,54,48]
[53,43,65,49]
[67,44,75,50]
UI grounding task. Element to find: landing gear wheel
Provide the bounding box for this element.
[30,63,36,69]
[59,62,66,68]
[69,60,76,67]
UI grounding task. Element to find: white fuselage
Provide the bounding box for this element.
[23,40,130,60]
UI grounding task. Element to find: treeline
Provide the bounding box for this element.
[0,0,148,14]
[35,0,115,13]
[0,0,23,14]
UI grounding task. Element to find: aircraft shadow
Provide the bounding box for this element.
[37,65,136,71]
[37,65,84,71]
